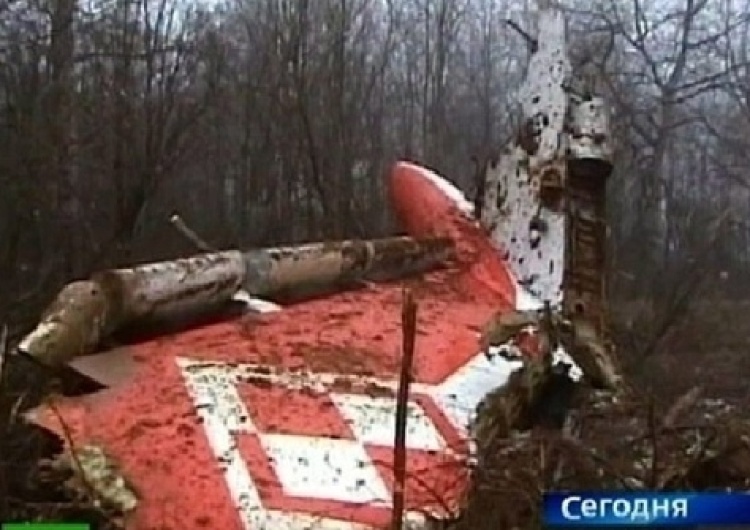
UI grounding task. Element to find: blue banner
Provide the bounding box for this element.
[544,492,750,526]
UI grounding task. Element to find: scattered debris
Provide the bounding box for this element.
[48,445,138,514]
[455,388,750,530]
[5,3,749,530]
[449,4,750,529]
[480,308,620,391]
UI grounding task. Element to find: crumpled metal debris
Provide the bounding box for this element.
[457,387,750,530]
[479,307,621,391]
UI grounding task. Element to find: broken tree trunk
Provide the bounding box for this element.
[18,236,453,367]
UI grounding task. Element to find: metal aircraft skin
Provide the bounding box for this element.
[20,4,614,528]
[28,160,537,530]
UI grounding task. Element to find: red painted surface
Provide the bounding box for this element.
[388,161,518,305]
[34,161,528,530]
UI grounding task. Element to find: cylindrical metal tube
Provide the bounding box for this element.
[241,236,454,294]
[95,251,247,322]
[19,237,453,366]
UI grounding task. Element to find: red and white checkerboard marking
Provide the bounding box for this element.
[178,352,522,529]
[330,394,446,452]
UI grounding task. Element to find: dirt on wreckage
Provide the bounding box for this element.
[455,389,750,529]
[3,170,750,530]
[2,167,748,530]
[2,316,750,530]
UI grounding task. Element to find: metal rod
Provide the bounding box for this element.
[391,289,417,530]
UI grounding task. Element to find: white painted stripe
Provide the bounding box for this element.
[331,393,448,452]
[178,358,432,529]
[179,359,257,434]
[178,362,265,522]
[245,511,377,530]
[426,352,523,437]
[177,355,525,438]
[260,433,392,505]
[405,162,475,216]
[176,338,533,528]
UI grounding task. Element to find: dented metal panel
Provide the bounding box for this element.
[19,251,247,367]
[480,4,613,332]
[23,163,526,530]
[21,144,618,530]
[521,8,571,171]
[352,237,455,282]
[17,280,120,367]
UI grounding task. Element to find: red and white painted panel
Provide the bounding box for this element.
[177,347,523,529]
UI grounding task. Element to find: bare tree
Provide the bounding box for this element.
[2,0,750,337]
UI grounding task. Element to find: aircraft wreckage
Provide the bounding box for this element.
[10,4,624,529]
